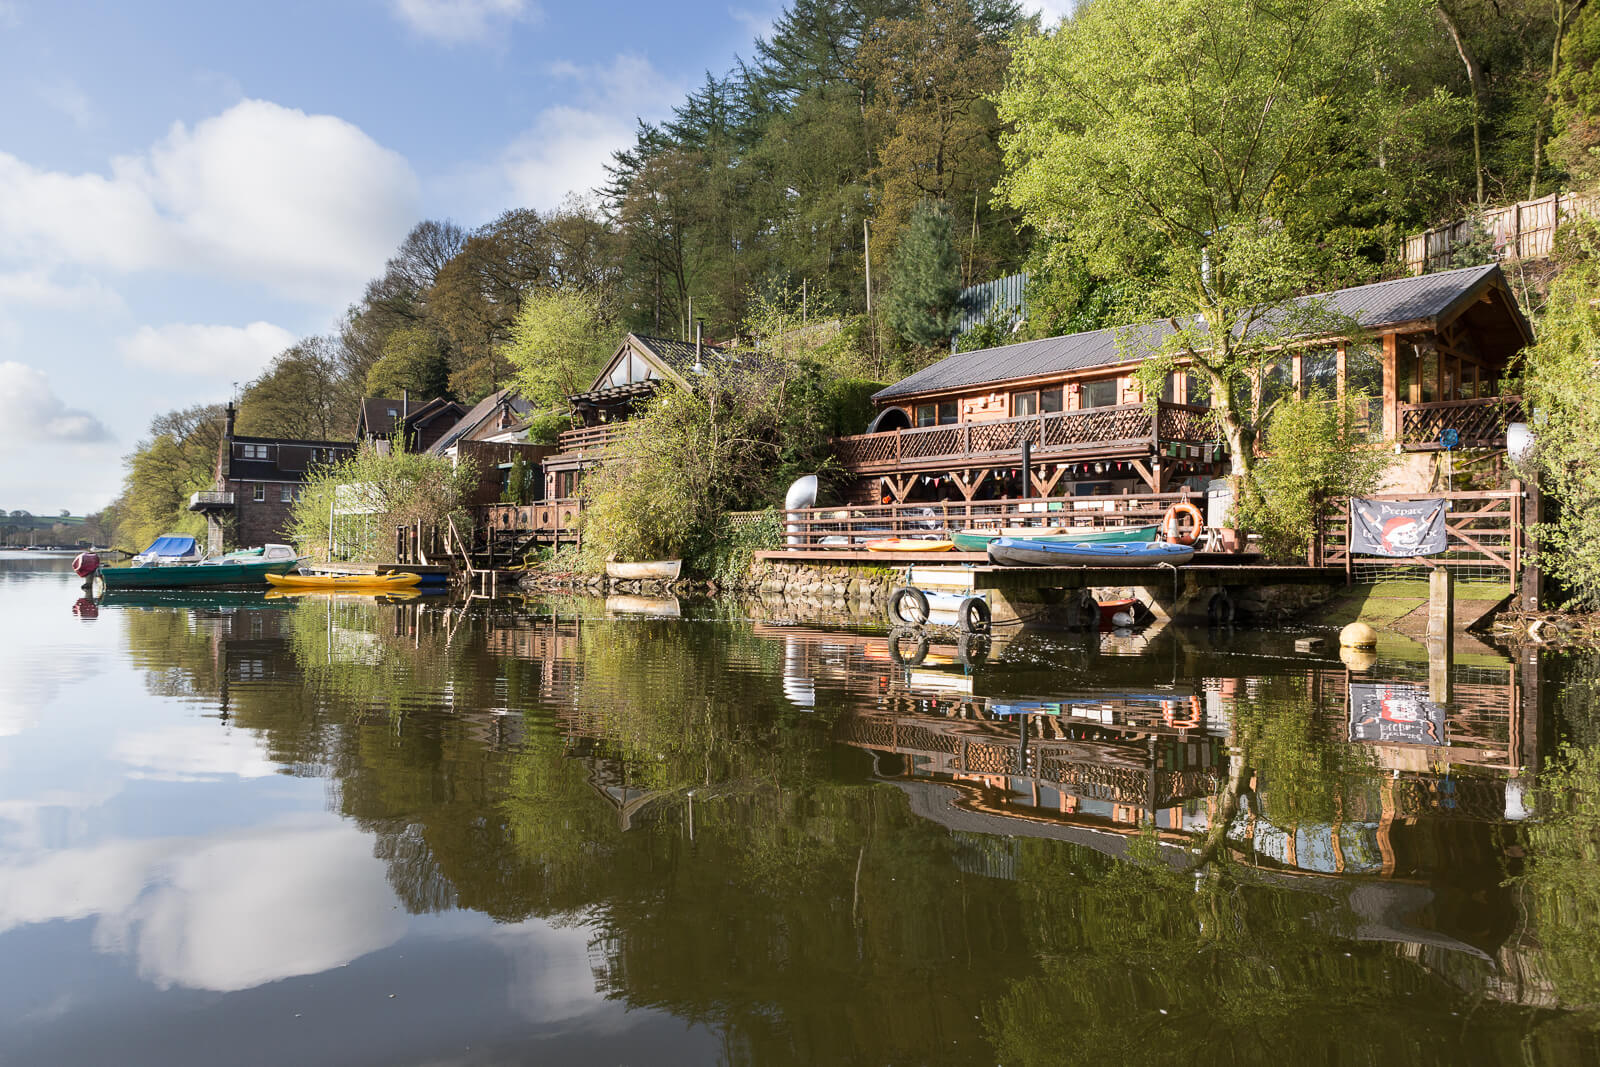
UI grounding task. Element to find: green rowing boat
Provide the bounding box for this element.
[950,524,1161,553]
[94,556,298,591]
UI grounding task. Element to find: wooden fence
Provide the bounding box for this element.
[1321,488,1524,583]
[1403,190,1599,274]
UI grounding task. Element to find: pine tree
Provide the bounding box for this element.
[883,199,961,347]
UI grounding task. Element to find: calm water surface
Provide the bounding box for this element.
[2,551,1598,1065]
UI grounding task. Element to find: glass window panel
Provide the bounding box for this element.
[938,401,958,425]
[1187,372,1211,408]
[1420,350,1438,403]
[1041,387,1063,413]
[1081,379,1117,408]
[1013,391,1038,416]
[1302,347,1338,397]
[1346,343,1385,440]
[1262,362,1293,412]
[915,404,937,428]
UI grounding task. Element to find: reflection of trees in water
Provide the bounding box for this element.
[1520,650,1600,1024]
[117,599,1600,1060]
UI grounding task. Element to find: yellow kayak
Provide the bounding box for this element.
[266,571,423,590]
[863,538,956,553]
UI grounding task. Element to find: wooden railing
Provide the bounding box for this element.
[1322,489,1523,581]
[475,498,583,536]
[556,424,631,453]
[779,492,1195,549]
[1398,396,1523,450]
[833,402,1214,473]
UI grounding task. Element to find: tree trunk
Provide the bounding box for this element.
[1437,3,1486,206]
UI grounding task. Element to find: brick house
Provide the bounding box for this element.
[189,403,356,553]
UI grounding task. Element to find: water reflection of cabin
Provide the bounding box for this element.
[837,265,1531,503]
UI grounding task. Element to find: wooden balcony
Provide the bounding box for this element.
[834,402,1213,475]
[556,423,632,454]
[1398,395,1524,451]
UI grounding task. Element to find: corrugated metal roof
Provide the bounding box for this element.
[875,264,1513,401]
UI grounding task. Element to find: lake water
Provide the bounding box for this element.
[1,551,1598,1065]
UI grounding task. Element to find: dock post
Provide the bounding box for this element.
[1427,567,1453,703]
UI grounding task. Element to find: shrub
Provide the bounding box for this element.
[1234,389,1391,561]
[288,444,479,563]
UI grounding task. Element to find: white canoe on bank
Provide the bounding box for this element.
[605,559,683,580]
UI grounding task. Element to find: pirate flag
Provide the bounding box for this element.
[1350,497,1447,557]
[1349,682,1446,747]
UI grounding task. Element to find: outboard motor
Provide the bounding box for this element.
[72,552,100,578]
[784,474,818,546]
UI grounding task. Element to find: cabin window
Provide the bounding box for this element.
[1187,373,1211,408]
[1419,349,1439,403]
[1013,391,1039,416]
[915,402,958,427]
[280,486,293,503]
[1301,348,1338,397]
[1080,379,1117,409]
[1040,387,1063,413]
[252,484,265,502]
[240,443,270,461]
[1346,343,1385,438]
[1460,364,1479,400]
[1160,372,1180,404]
[1261,361,1293,414]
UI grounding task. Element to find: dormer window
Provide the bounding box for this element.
[240,443,270,460]
[387,408,399,417]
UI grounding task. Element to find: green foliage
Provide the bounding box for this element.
[236,336,357,440]
[1522,733,1600,1013]
[1524,223,1600,609]
[1234,390,1393,561]
[521,411,571,445]
[501,454,536,505]
[287,444,479,563]
[703,510,785,585]
[1553,4,1600,183]
[578,365,841,569]
[110,404,223,550]
[882,199,962,347]
[998,0,1455,478]
[364,326,453,402]
[504,285,619,409]
[954,299,1020,353]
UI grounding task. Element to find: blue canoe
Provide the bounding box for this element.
[987,537,1196,568]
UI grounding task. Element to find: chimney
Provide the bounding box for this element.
[224,401,236,439]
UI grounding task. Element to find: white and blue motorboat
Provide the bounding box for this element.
[987,537,1195,568]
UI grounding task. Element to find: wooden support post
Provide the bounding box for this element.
[1518,474,1540,610]
[1381,333,1398,442]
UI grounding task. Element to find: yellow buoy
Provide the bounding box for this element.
[1339,621,1377,649]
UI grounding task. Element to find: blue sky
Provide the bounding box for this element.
[0,0,1065,515]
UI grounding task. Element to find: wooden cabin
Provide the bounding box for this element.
[541,332,775,501]
[838,265,1532,503]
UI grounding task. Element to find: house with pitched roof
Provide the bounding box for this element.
[188,403,356,552]
[355,395,467,454]
[541,333,778,500]
[837,264,1532,504]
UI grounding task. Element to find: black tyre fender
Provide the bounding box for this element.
[887,627,930,667]
[956,596,991,635]
[1207,591,1235,624]
[887,586,930,626]
[955,632,990,667]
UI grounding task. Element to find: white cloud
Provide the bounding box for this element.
[500,54,683,211]
[32,79,93,128]
[112,723,279,782]
[0,362,113,446]
[0,270,123,312]
[0,99,421,303]
[0,818,408,992]
[391,0,537,44]
[119,320,294,381]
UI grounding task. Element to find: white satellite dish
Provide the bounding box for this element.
[1506,421,1535,466]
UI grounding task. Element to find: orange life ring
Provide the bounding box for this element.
[1163,696,1203,729]
[1161,501,1203,545]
